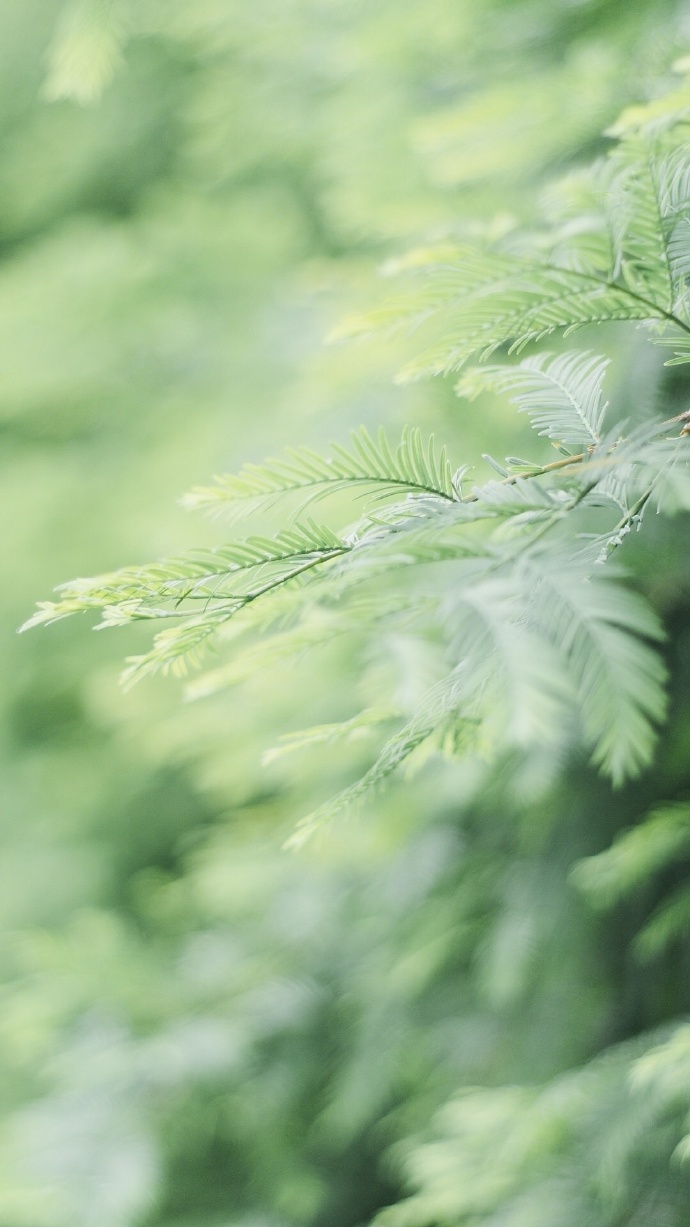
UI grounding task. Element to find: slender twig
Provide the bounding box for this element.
[461,451,587,504]
[598,487,655,562]
[462,407,690,507]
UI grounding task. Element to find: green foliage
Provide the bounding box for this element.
[377,1030,690,1227]
[573,804,690,909]
[183,427,457,513]
[339,117,690,379]
[7,3,690,1227]
[29,137,690,806]
[44,0,132,103]
[456,351,610,446]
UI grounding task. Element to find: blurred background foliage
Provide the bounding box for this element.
[5,0,690,1224]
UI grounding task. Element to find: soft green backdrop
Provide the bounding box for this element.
[4,2,690,1224]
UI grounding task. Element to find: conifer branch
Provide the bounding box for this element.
[23,108,690,820]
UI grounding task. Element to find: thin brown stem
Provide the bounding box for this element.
[461,451,587,503]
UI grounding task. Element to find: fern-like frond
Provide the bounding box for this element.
[444,577,573,749]
[285,671,474,848]
[264,708,400,765]
[335,235,657,381]
[20,521,349,628]
[183,427,457,516]
[25,392,675,796]
[653,146,690,302]
[28,111,690,832]
[634,884,690,962]
[44,0,131,103]
[572,804,690,909]
[121,615,225,687]
[395,261,651,381]
[456,350,609,445]
[523,557,667,783]
[606,139,675,308]
[331,245,523,340]
[608,77,690,138]
[336,122,690,381]
[376,1027,686,1227]
[283,549,667,841]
